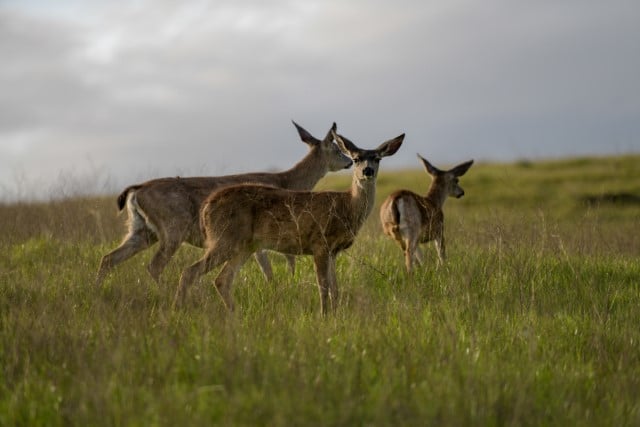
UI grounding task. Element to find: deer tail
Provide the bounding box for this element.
[116,185,142,211]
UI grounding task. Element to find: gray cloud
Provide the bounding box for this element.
[1,0,639,200]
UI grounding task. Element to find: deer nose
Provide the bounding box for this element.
[344,160,353,169]
[363,167,375,178]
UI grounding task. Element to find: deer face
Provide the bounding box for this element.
[445,173,466,198]
[320,136,353,172]
[333,131,404,183]
[352,151,382,182]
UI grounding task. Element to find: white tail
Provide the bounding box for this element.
[175,130,404,314]
[379,154,473,273]
[96,122,352,286]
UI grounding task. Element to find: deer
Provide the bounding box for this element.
[95,122,353,287]
[379,154,473,273]
[174,129,404,315]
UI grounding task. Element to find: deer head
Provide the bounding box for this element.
[293,121,353,172]
[333,130,404,186]
[418,154,473,199]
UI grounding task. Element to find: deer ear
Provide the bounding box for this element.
[332,131,360,158]
[376,134,404,158]
[417,154,442,176]
[322,122,337,143]
[450,160,474,177]
[292,120,319,146]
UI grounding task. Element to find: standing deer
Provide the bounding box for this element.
[379,155,473,273]
[175,129,404,314]
[95,122,352,286]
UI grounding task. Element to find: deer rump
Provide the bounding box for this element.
[201,184,359,257]
[386,190,444,244]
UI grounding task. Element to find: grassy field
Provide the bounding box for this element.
[1,155,639,426]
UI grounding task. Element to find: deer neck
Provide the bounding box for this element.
[425,181,448,209]
[350,176,377,228]
[277,151,327,191]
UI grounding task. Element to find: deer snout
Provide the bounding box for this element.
[456,190,465,198]
[363,167,375,178]
[344,160,353,169]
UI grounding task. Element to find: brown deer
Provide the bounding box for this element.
[379,155,473,273]
[174,129,404,314]
[95,122,352,287]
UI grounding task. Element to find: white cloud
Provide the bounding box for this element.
[1,0,639,201]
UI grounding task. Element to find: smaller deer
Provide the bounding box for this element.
[379,155,473,273]
[175,130,404,314]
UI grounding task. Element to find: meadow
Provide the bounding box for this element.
[1,155,639,426]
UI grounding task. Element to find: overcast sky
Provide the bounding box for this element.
[1,0,639,201]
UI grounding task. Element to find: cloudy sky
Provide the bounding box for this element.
[1,0,639,201]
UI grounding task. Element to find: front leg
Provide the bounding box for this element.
[253,250,274,282]
[326,254,338,310]
[434,234,446,267]
[313,252,333,316]
[285,254,296,275]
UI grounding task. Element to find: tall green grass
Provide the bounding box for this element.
[1,155,639,425]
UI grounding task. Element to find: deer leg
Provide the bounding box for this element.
[214,252,251,312]
[147,237,183,284]
[326,254,339,311]
[398,219,421,274]
[95,228,157,286]
[403,235,420,274]
[403,249,412,274]
[253,250,274,282]
[254,251,296,282]
[174,245,228,308]
[434,234,446,267]
[285,254,296,276]
[313,252,332,316]
[413,245,425,267]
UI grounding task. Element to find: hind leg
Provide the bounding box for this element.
[146,217,195,283]
[174,244,229,308]
[214,251,251,311]
[402,231,422,274]
[147,236,184,284]
[96,229,157,286]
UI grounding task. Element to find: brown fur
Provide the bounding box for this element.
[95,122,352,286]
[175,131,404,315]
[379,155,473,273]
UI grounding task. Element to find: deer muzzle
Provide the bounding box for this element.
[363,167,375,178]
